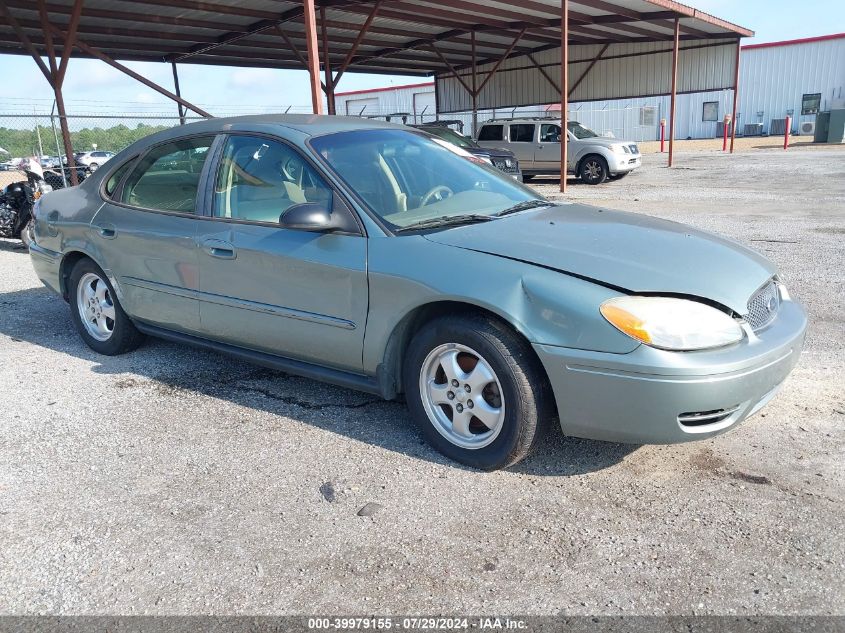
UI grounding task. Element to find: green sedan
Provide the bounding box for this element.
[29,115,807,470]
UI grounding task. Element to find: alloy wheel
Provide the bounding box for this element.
[419,343,506,449]
[76,272,116,342]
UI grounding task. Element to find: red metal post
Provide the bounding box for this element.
[470,30,477,138]
[303,0,323,115]
[660,118,666,152]
[668,17,680,168]
[722,115,730,151]
[783,116,791,150]
[730,39,741,153]
[560,0,568,193]
[319,7,335,115]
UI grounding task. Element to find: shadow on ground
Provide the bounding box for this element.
[0,278,637,476]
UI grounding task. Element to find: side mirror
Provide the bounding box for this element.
[279,202,339,232]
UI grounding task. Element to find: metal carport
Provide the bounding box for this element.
[0,0,752,190]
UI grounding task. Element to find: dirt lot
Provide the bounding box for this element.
[0,144,843,616]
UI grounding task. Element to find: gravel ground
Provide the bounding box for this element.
[0,145,843,616]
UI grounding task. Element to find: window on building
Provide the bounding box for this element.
[477,125,503,141]
[509,124,535,142]
[702,101,719,122]
[802,93,822,115]
[639,106,657,127]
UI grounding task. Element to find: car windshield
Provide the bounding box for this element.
[311,129,544,231]
[567,121,599,139]
[419,126,477,149]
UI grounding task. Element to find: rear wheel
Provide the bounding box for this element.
[88,162,99,172]
[69,258,144,355]
[579,155,609,185]
[403,314,551,470]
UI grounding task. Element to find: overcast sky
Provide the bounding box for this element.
[1,0,842,114]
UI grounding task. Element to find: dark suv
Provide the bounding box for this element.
[412,124,521,180]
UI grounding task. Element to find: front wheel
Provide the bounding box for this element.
[579,155,609,185]
[403,314,552,470]
[68,258,145,355]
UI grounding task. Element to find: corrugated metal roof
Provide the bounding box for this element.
[0,0,752,76]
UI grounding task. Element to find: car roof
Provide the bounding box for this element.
[209,114,403,135]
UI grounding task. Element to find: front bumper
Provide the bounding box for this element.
[610,154,641,175]
[533,299,807,444]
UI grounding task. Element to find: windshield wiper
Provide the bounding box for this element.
[395,214,495,233]
[494,199,555,217]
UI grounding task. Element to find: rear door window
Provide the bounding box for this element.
[509,124,536,143]
[120,136,214,213]
[477,125,503,141]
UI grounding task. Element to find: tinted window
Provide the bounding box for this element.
[214,135,333,224]
[540,124,561,143]
[509,124,535,142]
[104,159,135,198]
[477,125,503,141]
[121,136,213,213]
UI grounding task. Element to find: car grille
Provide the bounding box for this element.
[745,279,780,331]
[678,405,741,428]
[491,157,519,174]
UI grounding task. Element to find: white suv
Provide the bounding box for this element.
[476,118,641,184]
[75,150,115,171]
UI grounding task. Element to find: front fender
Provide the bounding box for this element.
[362,235,637,375]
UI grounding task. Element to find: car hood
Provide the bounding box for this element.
[423,204,775,314]
[470,147,516,159]
[574,136,631,149]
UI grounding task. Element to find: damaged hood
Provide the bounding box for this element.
[423,203,775,314]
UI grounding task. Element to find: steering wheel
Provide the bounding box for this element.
[420,185,454,206]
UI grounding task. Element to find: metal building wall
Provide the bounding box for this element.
[335,83,437,122]
[739,37,845,134]
[436,39,738,113]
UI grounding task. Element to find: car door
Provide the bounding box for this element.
[505,123,537,169]
[195,133,368,372]
[90,135,216,333]
[534,123,569,172]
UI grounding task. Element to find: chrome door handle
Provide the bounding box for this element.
[201,238,236,259]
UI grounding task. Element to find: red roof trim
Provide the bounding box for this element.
[335,81,434,97]
[742,33,845,50]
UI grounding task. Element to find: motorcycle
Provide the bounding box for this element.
[0,169,53,247]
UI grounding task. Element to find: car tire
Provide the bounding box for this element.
[609,172,629,180]
[68,258,145,355]
[88,163,98,172]
[403,314,552,470]
[521,174,535,182]
[579,155,609,185]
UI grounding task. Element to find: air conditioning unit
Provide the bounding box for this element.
[770,118,788,135]
[800,120,816,135]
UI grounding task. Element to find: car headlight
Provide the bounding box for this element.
[600,296,743,351]
[613,144,630,154]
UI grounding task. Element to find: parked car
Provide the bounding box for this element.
[412,124,521,180]
[39,156,61,169]
[75,150,115,171]
[476,118,641,184]
[29,115,806,470]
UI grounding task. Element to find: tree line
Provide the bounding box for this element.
[0,122,172,158]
